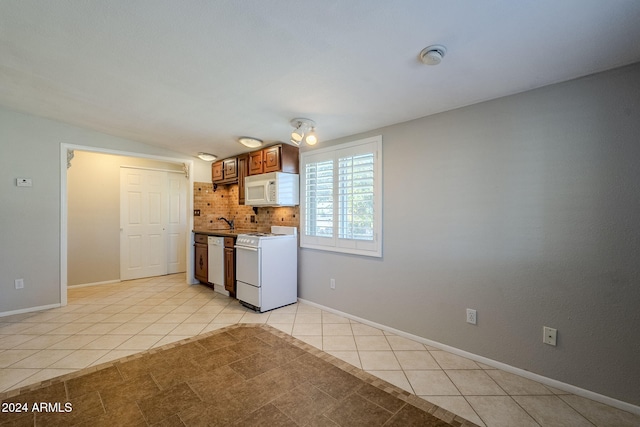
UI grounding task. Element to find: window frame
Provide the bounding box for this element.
[300,135,383,257]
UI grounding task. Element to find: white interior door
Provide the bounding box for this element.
[120,168,167,280]
[167,172,187,274]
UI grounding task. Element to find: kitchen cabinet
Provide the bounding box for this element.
[212,161,223,182]
[224,237,235,295]
[237,153,249,205]
[223,158,237,180]
[194,234,208,283]
[248,150,264,175]
[263,145,283,173]
[212,157,238,184]
[248,144,299,176]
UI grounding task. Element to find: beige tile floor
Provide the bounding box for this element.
[1,274,638,427]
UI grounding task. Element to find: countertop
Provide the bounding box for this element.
[193,228,260,237]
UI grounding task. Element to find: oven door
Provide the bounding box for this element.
[235,245,261,308]
[235,245,261,286]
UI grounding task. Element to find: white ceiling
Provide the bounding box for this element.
[1,1,640,159]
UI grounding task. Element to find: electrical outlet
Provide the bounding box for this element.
[543,326,557,346]
[15,279,24,289]
[330,278,335,290]
[466,309,477,325]
[193,209,201,216]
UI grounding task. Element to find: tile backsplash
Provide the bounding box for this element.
[193,182,300,232]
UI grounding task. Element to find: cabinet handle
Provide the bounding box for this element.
[235,246,258,252]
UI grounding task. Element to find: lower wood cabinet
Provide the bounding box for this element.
[194,234,208,283]
[224,237,235,295]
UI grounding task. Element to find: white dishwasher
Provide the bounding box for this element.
[207,236,225,294]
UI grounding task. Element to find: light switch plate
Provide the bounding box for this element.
[17,178,32,187]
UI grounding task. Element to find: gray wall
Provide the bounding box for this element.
[299,63,640,406]
[0,107,192,313]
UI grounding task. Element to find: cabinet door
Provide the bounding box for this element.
[237,154,248,204]
[224,247,235,294]
[248,151,264,175]
[279,144,299,173]
[194,244,208,283]
[212,161,224,182]
[263,146,281,173]
[223,158,237,180]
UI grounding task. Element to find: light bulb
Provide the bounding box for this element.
[291,129,304,143]
[305,132,317,145]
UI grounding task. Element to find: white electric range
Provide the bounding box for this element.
[234,226,297,312]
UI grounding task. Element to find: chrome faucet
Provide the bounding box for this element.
[217,217,234,229]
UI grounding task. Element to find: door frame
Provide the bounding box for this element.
[60,143,195,306]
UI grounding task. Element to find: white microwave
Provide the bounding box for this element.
[245,172,299,207]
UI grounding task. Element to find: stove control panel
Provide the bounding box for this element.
[236,236,259,246]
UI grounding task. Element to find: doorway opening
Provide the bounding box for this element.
[60,143,195,306]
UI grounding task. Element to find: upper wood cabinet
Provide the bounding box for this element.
[223,158,237,180]
[248,150,264,175]
[263,145,281,173]
[212,157,238,184]
[237,154,249,205]
[212,144,298,197]
[212,161,223,182]
[248,144,299,176]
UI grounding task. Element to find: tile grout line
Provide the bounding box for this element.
[381,330,417,396]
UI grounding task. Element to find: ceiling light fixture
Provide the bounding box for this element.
[290,118,317,146]
[238,136,263,148]
[305,130,318,146]
[419,44,447,65]
[197,152,217,161]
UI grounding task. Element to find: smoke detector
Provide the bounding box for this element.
[419,45,447,65]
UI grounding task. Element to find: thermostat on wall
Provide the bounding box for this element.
[16,178,32,187]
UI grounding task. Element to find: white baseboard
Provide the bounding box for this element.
[67,279,121,288]
[0,303,61,318]
[298,298,640,416]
